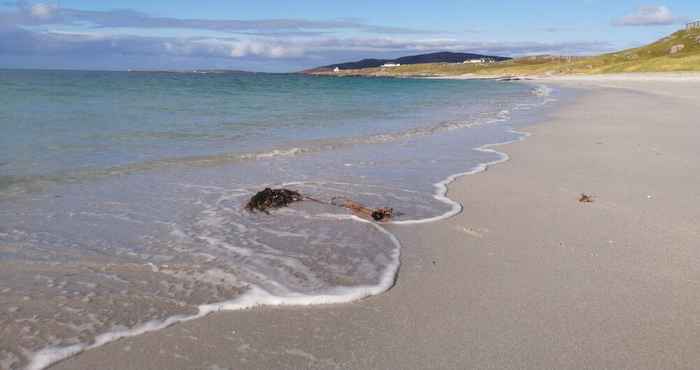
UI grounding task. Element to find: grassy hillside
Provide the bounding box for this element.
[310,28,700,77]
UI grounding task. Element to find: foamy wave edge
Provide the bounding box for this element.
[391,128,531,226]
[26,216,401,370]
[393,83,553,225]
[26,83,554,370]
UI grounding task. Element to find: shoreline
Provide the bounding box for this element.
[49,76,700,370]
[426,71,700,81]
[25,83,555,370]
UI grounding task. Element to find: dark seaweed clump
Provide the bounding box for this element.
[245,188,304,213]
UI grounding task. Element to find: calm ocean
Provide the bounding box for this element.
[0,69,555,369]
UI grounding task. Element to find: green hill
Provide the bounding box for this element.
[310,27,700,77]
[486,26,700,75]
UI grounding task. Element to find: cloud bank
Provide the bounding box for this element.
[2,1,434,35]
[0,1,612,71]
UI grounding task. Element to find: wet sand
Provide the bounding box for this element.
[49,76,700,370]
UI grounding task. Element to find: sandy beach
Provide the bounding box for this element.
[48,76,700,370]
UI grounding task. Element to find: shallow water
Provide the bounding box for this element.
[0,70,555,369]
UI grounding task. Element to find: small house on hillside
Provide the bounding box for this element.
[333,67,340,72]
[381,63,401,67]
[687,21,700,30]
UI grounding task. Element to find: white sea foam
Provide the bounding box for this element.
[26,215,400,370]
[250,147,307,159]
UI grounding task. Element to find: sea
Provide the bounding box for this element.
[0,69,557,370]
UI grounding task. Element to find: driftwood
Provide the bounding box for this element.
[331,197,394,222]
[579,193,594,203]
[245,188,393,222]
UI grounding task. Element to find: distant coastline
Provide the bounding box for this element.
[126,69,258,74]
[303,51,511,74]
[305,27,700,78]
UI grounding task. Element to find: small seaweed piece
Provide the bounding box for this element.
[245,188,304,213]
[371,207,394,222]
[579,193,594,203]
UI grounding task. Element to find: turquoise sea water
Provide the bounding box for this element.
[2,70,523,182]
[0,70,554,369]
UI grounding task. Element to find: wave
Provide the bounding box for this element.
[1,108,512,199]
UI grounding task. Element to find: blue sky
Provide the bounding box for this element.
[0,0,698,71]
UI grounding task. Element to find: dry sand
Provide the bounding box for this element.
[50,77,700,370]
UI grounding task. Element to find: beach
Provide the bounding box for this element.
[2,73,550,370]
[42,76,700,370]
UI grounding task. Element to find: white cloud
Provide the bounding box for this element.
[193,38,305,58]
[613,5,683,26]
[29,3,56,19]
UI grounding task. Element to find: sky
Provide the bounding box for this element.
[0,0,698,72]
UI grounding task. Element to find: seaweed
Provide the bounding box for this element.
[245,188,304,213]
[244,188,394,222]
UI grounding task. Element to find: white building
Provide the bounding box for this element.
[333,67,341,72]
[687,21,700,30]
[463,58,495,64]
[381,63,401,67]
